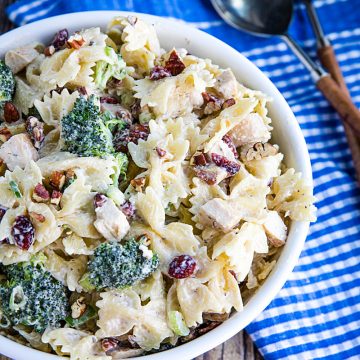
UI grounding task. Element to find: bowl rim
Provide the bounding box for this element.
[0,10,312,360]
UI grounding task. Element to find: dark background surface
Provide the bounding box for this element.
[0,0,263,359]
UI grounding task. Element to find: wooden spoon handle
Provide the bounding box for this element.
[317,45,360,185]
[316,75,360,137]
[317,45,349,95]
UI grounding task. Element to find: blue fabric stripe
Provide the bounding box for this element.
[5,0,360,359]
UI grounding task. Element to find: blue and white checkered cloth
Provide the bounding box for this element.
[5,0,360,359]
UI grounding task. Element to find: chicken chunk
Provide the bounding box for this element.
[214,69,238,99]
[5,44,39,74]
[228,113,270,147]
[198,198,240,231]
[94,197,130,241]
[262,210,287,247]
[0,133,39,171]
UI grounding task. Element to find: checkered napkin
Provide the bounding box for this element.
[6,0,360,359]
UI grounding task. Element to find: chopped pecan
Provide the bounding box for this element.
[149,66,171,81]
[120,200,136,220]
[202,92,223,115]
[29,212,46,223]
[130,177,146,192]
[222,98,236,109]
[67,34,85,49]
[196,169,217,185]
[192,152,209,166]
[100,96,119,104]
[26,116,44,150]
[32,183,50,203]
[71,297,86,319]
[165,50,185,76]
[44,45,55,56]
[222,134,239,158]
[155,147,166,158]
[211,153,241,176]
[113,123,149,153]
[101,338,120,353]
[94,193,107,209]
[0,128,12,143]
[49,171,66,190]
[50,190,62,206]
[3,102,20,123]
[241,142,278,161]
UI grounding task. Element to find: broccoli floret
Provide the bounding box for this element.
[61,95,114,157]
[0,60,15,104]
[101,110,129,134]
[0,261,70,332]
[112,152,129,184]
[94,47,127,90]
[81,239,159,290]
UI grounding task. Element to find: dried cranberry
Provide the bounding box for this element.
[196,169,217,185]
[113,123,149,153]
[120,201,136,220]
[211,153,241,176]
[4,102,20,123]
[11,215,35,250]
[51,29,69,50]
[100,96,119,104]
[94,193,107,209]
[222,98,236,109]
[77,86,88,95]
[150,66,171,81]
[0,206,7,222]
[168,255,197,279]
[101,338,120,353]
[222,135,239,158]
[165,51,186,76]
[193,153,208,166]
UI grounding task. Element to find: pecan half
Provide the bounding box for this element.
[67,34,85,49]
[50,190,62,206]
[3,102,20,123]
[26,116,44,150]
[0,128,12,143]
[32,183,50,203]
[101,338,120,353]
[29,212,46,223]
[49,171,66,190]
[130,177,146,192]
[155,147,166,158]
[44,45,55,56]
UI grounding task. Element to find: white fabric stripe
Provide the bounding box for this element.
[20,2,58,25]
[8,0,46,21]
[251,286,360,339]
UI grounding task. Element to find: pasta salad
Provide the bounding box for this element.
[0,16,316,359]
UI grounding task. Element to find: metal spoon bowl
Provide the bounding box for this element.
[210,0,360,137]
[211,0,325,80]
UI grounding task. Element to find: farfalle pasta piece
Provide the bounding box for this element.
[108,16,160,75]
[96,272,172,350]
[34,89,79,127]
[44,248,87,292]
[200,97,258,153]
[134,62,214,117]
[42,328,110,360]
[212,222,268,281]
[37,152,117,192]
[268,168,317,221]
[13,77,44,115]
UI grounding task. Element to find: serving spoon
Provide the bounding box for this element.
[210,0,360,137]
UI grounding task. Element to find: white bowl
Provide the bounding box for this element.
[0,10,312,360]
